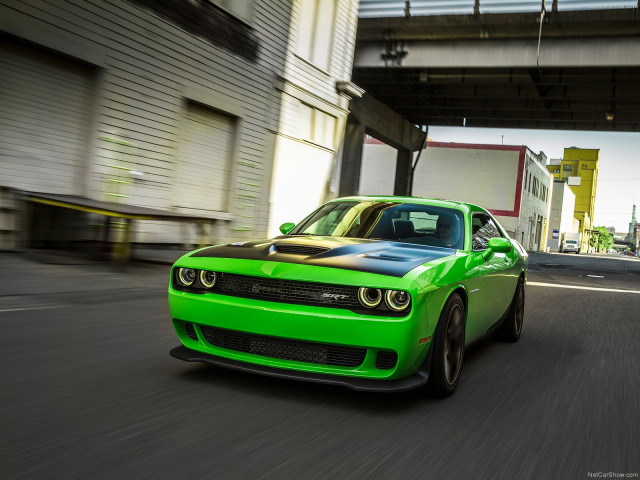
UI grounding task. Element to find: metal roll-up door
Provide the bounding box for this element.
[176,101,234,213]
[0,36,95,195]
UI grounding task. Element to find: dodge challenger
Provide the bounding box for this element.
[169,196,527,396]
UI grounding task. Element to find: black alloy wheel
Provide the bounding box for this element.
[494,277,525,342]
[428,293,465,398]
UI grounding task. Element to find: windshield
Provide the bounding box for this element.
[289,201,465,250]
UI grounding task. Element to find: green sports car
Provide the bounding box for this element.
[169,196,527,396]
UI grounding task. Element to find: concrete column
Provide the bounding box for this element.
[394,149,413,196]
[339,118,366,197]
[112,218,132,264]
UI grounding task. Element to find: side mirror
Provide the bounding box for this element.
[279,222,296,235]
[481,237,513,260]
[488,237,513,253]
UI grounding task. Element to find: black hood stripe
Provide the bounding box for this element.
[190,237,455,277]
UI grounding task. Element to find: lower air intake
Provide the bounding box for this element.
[375,351,398,370]
[200,325,366,368]
[184,322,198,341]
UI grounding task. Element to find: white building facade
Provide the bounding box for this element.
[0,0,360,249]
[267,0,360,236]
[359,139,553,251]
[546,181,579,252]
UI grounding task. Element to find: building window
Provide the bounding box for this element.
[209,0,254,24]
[563,164,573,172]
[296,0,335,71]
[298,102,336,149]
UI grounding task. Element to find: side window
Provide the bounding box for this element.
[472,214,503,250]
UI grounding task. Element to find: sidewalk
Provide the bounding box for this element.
[0,251,172,299]
[18,246,191,266]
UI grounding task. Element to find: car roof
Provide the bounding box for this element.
[330,195,486,213]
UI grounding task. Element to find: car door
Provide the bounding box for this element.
[464,213,517,341]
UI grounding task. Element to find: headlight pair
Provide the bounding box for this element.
[176,268,217,289]
[357,287,411,312]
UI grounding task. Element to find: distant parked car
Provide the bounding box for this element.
[168,196,528,397]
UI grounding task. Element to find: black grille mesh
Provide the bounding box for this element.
[200,326,366,367]
[375,351,398,370]
[274,244,329,256]
[184,322,198,341]
[215,273,360,308]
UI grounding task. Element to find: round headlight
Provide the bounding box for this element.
[358,287,382,308]
[176,268,196,286]
[199,270,217,288]
[385,290,411,312]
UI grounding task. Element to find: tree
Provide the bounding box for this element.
[590,227,613,253]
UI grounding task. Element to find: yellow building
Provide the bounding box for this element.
[546,147,599,253]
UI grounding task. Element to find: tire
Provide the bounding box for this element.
[428,293,465,398]
[494,278,525,342]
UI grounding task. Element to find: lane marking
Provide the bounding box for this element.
[528,282,640,294]
[587,275,604,278]
[0,306,63,313]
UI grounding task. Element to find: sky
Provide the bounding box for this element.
[427,126,640,233]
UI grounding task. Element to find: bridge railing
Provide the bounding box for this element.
[358,0,638,17]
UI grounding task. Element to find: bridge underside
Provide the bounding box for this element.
[352,65,640,132]
[352,8,640,132]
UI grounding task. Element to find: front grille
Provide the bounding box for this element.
[215,273,360,309]
[375,351,398,370]
[274,244,329,256]
[200,326,366,368]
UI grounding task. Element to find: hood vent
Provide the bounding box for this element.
[274,244,329,256]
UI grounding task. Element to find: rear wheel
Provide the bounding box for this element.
[494,278,525,342]
[428,293,465,398]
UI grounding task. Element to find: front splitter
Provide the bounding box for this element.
[170,345,432,392]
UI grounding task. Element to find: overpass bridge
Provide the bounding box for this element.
[340,1,640,195]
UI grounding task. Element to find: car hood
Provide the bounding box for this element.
[189,236,456,278]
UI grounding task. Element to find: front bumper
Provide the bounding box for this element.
[170,344,433,392]
[169,288,433,381]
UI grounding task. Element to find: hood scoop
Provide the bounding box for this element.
[274,244,330,256]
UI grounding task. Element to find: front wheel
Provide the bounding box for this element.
[494,277,525,342]
[428,293,465,398]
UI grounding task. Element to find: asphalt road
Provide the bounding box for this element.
[1,251,639,480]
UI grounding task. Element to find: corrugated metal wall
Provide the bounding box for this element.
[0,0,294,244]
[1,0,362,247]
[0,36,96,195]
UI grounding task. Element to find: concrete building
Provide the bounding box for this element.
[546,181,579,252]
[359,139,553,251]
[0,0,360,253]
[547,147,599,253]
[267,0,360,236]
